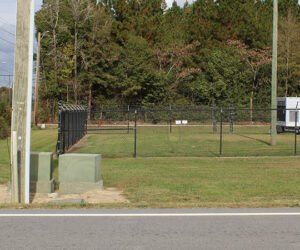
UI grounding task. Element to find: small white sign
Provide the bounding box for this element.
[182,120,188,125]
[176,120,182,125]
[41,124,46,129]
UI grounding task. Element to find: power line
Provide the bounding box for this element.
[0,26,15,37]
[0,69,13,74]
[0,36,38,51]
[0,64,14,74]
[0,36,15,46]
[0,62,14,71]
[0,17,15,27]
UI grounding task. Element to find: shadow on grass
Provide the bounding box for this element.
[87,132,130,135]
[207,150,220,157]
[235,134,271,146]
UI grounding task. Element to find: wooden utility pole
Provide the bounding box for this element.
[11,0,35,204]
[11,131,19,203]
[8,75,11,109]
[271,0,278,146]
[35,32,41,126]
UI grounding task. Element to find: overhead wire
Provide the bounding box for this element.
[0,37,38,53]
[0,26,15,37]
[0,36,15,46]
[0,16,15,27]
[0,70,13,75]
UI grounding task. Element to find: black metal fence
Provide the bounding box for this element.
[56,103,88,155]
[57,105,299,157]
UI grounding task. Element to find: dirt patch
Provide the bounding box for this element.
[31,188,129,204]
[67,134,90,153]
[0,184,129,204]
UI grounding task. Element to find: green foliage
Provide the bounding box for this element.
[217,0,273,48]
[112,35,165,103]
[179,48,250,106]
[0,89,11,139]
[34,0,300,120]
[0,116,9,139]
[278,7,300,96]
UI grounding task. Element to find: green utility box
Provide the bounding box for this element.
[30,152,55,193]
[59,154,103,194]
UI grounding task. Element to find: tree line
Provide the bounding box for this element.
[35,0,300,121]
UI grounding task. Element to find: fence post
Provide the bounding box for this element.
[73,108,75,146]
[63,108,66,153]
[230,103,234,134]
[295,103,299,156]
[220,107,223,157]
[67,108,70,151]
[56,102,62,155]
[127,105,130,134]
[213,102,217,134]
[169,104,172,133]
[75,107,77,145]
[85,104,88,135]
[134,109,137,158]
[70,108,73,148]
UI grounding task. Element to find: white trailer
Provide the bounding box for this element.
[277,97,300,133]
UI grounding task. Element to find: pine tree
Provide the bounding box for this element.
[278,8,300,96]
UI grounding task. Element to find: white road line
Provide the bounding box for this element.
[1,213,300,217]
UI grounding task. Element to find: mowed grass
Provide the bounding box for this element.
[101,157,300,207]
[0,128,58,184]
[1,127,300,207]
[0,137,10,184]
[81,125,299,157]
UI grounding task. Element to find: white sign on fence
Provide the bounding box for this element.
[182,120,188,125]
[176,120,182,125]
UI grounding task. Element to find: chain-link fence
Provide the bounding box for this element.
[73,107,299,158]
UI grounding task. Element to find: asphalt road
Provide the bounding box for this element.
[1,208,300,249]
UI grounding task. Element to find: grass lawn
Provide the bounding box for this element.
[1,128,300,208]
[81,125,299,157]
[100,157,300,207]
